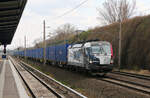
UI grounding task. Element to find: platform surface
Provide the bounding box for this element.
[0,59,29,98]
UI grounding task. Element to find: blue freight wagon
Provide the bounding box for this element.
[33,49,36,58]
[55,44,70,64]
[26,49,30,57]
[35,48,39,59]
[39,48,44,59]
[46,46,56,61]
[21,51,24,57]
[33,48,43,59]
[13,44,70,64]
[29,49,32,58]
[46,47,49,60]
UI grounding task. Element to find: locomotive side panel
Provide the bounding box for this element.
[68,44,84,67]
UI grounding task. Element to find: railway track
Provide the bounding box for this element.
[97,71,150,95]
[9,56,87,98]
[10,57,63,98]
[103,76,150,94]
[111,71,150,81]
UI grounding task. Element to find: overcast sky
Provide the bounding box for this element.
[6,0,150,50]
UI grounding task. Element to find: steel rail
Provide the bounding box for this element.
[20,63,62,98]
[98,76,150,95]
[9,57,36,98]
[111,71,150,81]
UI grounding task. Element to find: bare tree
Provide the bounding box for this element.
[55,23,76,34]
[50,23,76,43]
[98,0,136,25]
[33,38,42,48]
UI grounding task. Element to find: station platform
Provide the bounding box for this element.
[0,59,29,98]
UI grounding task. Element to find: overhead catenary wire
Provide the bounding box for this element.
[47,0,90,34]
[56,0,89,19]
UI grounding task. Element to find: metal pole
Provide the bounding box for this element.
[43,20,46,65]
[64,32,66,44]
[118,20,122,70]
[77,31,79,42]
[24,36,26,60]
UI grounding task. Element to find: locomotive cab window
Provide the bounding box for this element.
[91,44,111,55]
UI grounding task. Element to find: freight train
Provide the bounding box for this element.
[14,41,114,75]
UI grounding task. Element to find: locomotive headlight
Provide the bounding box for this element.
[89,60,93,63]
